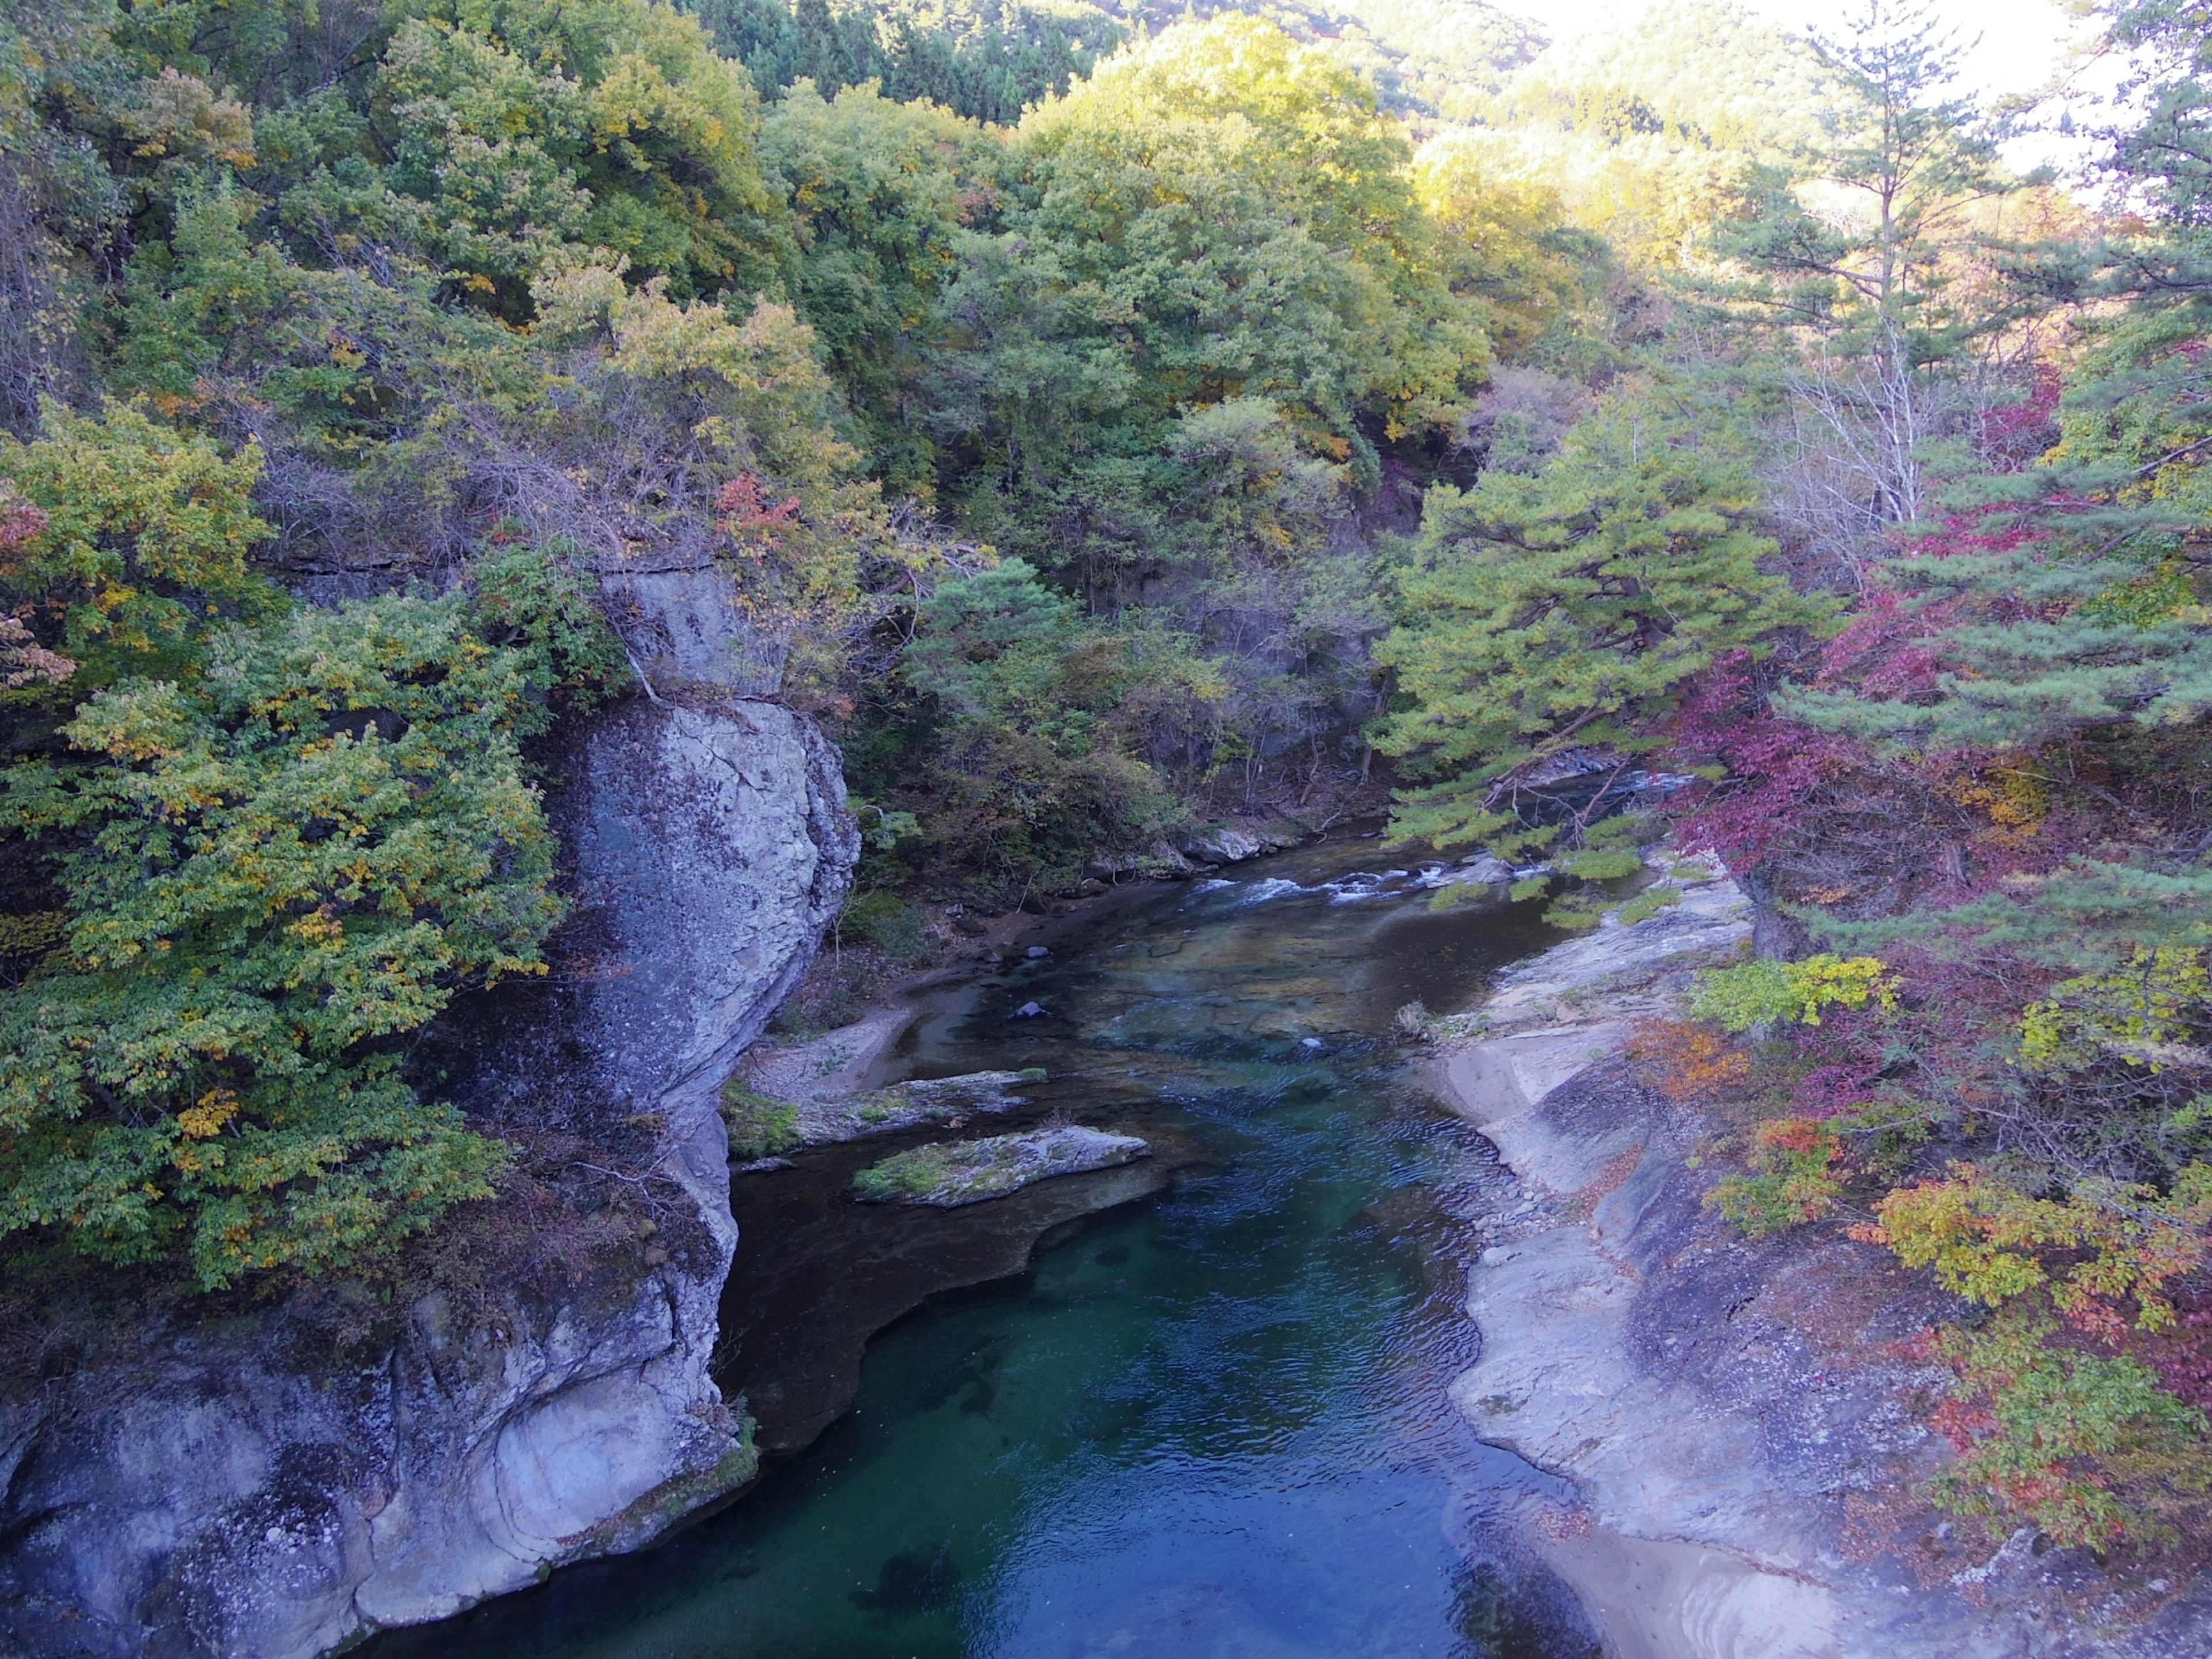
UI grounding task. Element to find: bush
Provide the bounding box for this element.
[1704,1117,1845,1236]
[0,595,558,1288]
[1690,955,1898,1033]
[1926,1307,2212,1550]
[467,539,630,732]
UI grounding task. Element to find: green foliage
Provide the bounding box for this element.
[1705,1,2014,363]
[1376,392,1830,854]
[1535,811,1656,930]
[930,13,1488,590]
[838,888,931,961]
[1690,953,1897,1032]
[719,1075,801,1159]
[851,801,921,851]
[0,400,278,688]
[2020,947,2212,1074]
[377,0,790,310]
[0,593,559,1287]
[1928,1306,2211,1550]
[898,558,1211,887]
[761,80,999,487]
[531,264,895,692]
[466,539,631,730]
[695,0,1112,126]
[1705,1116,1844,1236]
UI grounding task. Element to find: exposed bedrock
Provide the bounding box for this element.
[1438,850,2212,1659]
[0,694,858,1659]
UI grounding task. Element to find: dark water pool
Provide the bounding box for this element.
[372,839,1594,1658]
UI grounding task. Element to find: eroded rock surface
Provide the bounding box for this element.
[1437,849,2212,1659]
[0,696,857,1659]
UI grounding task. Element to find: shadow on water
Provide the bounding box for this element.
[363,839,1604,1659]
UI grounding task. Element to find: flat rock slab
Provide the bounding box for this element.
[799,1069,1043,1146]
[853,1126,1151,1207]
[740,1007,915,1104]
[1479,853,1752,1036]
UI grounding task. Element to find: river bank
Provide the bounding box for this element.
[1433,850,2212,1659]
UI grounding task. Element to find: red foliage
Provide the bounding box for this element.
[715,474,800,544]
[1976,364,2062,472]
[2105,1287,2212,1412]
[0,491,48,560]
[1757,1118,1832,1154]
[1665,653,1861,868]
[1930,1394,1997,1452]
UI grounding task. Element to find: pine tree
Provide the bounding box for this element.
[1375,390,1830,854]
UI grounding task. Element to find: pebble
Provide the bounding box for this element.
[1012,1001,1046,1018]
[1025,945,1051,959]
[1299,1037,1324,1051]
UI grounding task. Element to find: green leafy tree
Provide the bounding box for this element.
[900,558,1223,887]
[762,79,1001,489]
[0,400,279,690]
[363,0,793,312]
[0,594,563,1288]
[931,15,1487,578]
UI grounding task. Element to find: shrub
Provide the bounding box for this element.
[1859,1161,2212,1334]
[1704,1117,1845,1236]
[2019,947,2212,1074]
[1631,1017,1752,1102]
[838,890,931,963]
[1925,1307,2212,1550]
[0,596,558,1288]
[1690,955,1898,1032]
[467,539,629,732]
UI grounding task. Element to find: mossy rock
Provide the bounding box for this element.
[719,1077,801,1161]
[851,1125,1149,1207]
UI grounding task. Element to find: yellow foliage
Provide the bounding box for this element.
[1941,753,2048,848]
[1861,1161,2212,1333]
[176,1089,240,1141]
[2020,947,2212,1073]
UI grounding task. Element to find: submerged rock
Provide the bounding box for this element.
[851,1126,1152,1207]
[1454,854,1516,885]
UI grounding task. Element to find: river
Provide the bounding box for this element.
[369,836,1597,1659]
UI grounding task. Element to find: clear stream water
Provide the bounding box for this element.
[371,838,1595,1659]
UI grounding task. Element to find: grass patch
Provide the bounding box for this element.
[719,1077,801,1161]
[851,1142,957,1202]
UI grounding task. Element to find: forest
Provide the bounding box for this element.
[6,0,2212,1571]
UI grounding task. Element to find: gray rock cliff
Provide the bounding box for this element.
[0,692,857,1659]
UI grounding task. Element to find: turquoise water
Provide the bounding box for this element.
[371,840,1592,1659]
